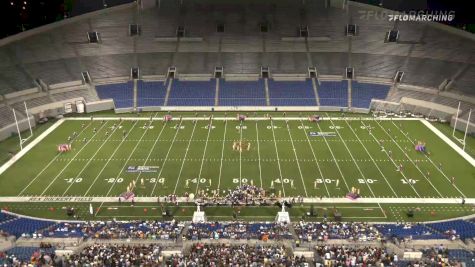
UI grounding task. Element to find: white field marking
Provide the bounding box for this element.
[361,120,421,197]
[38,121,110,196]
[16,120,89,196]
[284,121,308,197]
[4,196,475,204]
[130,121,167,195]
[63,116,422,121]
[269,120,286,197]
[419,119,475,167]
[83,121,139,196]
[239,121,243,186]
[0,120,64,177]
[255,122,263,188]
[172,120,199,194]
[95,215,388,219]
[217,120,228,190]
[325,116,379,198]
[195,118,214,195]
[314,122,350,192]
[374,119,444,197]
[61,120,124,196]
[150,120,184,196]
[299,119,330,197]
[344,120,398,197]
[95,117,158,215]
[391,120,467,198]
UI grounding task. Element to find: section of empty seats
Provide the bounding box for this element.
[11,96,52,111]
[375,224,445,240]
[167,80,215,106]
[0,217,56,238]
[95,82,134,108]
[51,89,96,102]
[268,79,317,106]
[426,220,475,240]
[137,80,168,107]
[0,105,17,128]
[317,81,348,107]
[219,79,266,106]
[351,82,391,108]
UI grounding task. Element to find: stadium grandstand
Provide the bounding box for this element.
[0,0,474,265]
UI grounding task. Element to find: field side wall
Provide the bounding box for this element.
[0,117,36,142]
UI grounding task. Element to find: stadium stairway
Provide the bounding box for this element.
[312,78,320,106]
[347,80,352,108]
[163,78,173,106]
[214,78,219,106]
[264,78,270,106]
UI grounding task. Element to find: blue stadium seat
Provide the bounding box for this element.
[268,79,317,106]
[375,224,445,240]
[137,80,168,107]
[351,81,390,108]
[0,218,56,238]
[95,81,134,108]
[426,220,475,240]
[219,79,266,106]
[168,79,215,106]
[448,249,475,266]
[318,81,348,107]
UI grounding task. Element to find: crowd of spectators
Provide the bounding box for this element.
[41,220,184,240]
[0,247,56,266]
[59,244,163,266]
[166,243,309,266]
[295,220,382,242]
[314,245,396,266]
[185,221,293,240]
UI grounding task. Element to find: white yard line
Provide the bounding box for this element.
[3,196,474,204]
[0,119,65,177]
[94,118,157,215]
[239,121,243,186]
[255,122,263,188]
[299,119,330,197]
[61,120,124,196]
[16,120,87,196]
[360,120,421,198]
[217,120,228,190]
[326,117,379,198]
[419,119,475,167]
[195,118,214,195]
[325,115,387,218]
[374,119,444,198]
[172,120,199,194]
[62,116,422,121]
[314,122,350,192]
[130,121,167,196]
[83,121,139,196]
[269,119,286,197]
[344,120,398,197]
[38,121,110,196]
[391,121,467,198]
[150,120,184,196]
[284,121,308,197]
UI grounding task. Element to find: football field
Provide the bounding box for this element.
[0,114,474,206]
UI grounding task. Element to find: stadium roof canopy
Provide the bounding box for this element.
[0,0,473,96]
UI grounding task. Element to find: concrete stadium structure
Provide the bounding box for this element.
[0,0,473,138]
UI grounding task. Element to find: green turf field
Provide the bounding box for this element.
[0,114,473,207]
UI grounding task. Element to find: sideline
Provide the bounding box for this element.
[0,196,472,204]
[0,119,65,176]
